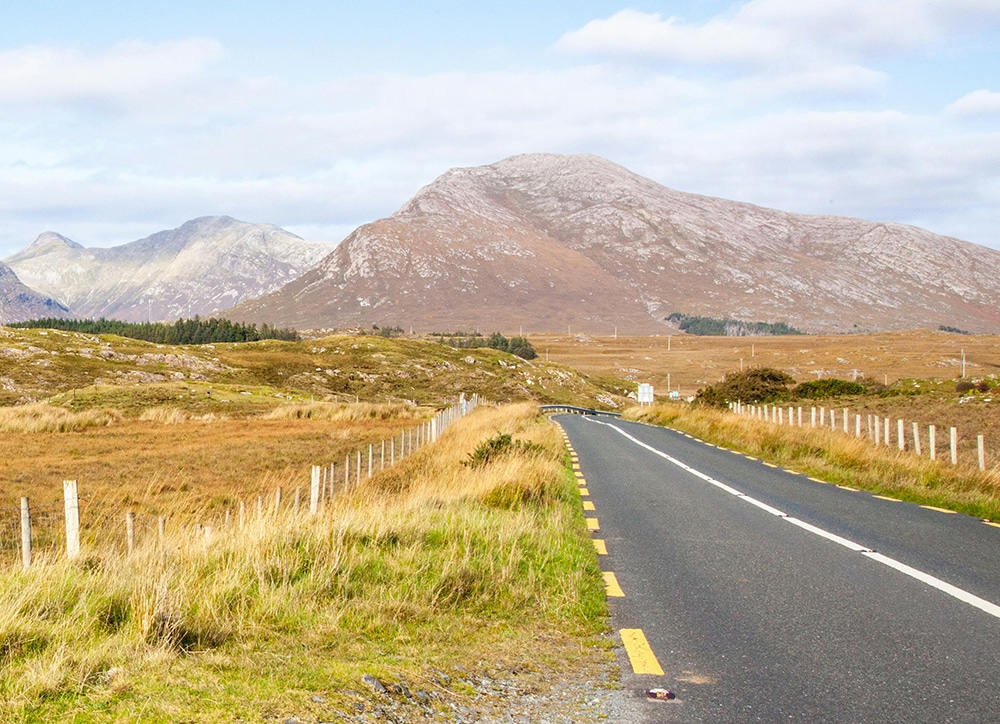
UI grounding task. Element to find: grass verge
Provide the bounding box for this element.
[0,403,609,722]
[626,403,1000,521]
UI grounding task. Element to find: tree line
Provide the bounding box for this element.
[667,313,804,337]
[433,331,537,360]
[9,316,300,345]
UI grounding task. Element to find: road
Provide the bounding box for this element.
[555,414,1000,723]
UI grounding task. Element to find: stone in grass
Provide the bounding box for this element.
[361,673,389,696]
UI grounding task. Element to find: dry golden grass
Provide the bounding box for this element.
[627,403,1000,520]
[532,328,1000,395]
[0,404,123,433]
[0,403,607,722]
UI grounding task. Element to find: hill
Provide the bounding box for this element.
[4,216,330,322]
[227,153,1000,335]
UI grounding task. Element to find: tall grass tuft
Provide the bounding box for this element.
[261,401,422,421]
[0,404,122,433]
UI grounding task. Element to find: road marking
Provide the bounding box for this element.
[837,485,859,491]
[873,495,900,502]
[579,487,589,496]
[744,455,758,460]
[984,521,1000,529]
[598,421,1000,621]
[763,462,779,468]
[808,477,827,483]
[603,571,625,597]
[586,517,600,531]
[921,505,958,514]
[583,501,596,511]
[620,629,665,675]
[730,450,742,455]
[572,463,581,471]
[593,539,608,555]
[784,469,802,475]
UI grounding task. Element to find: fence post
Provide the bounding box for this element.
[126,511,136,553]
[294,487,301,514]
[978,435,986,472]
[63,480,81,560]
[239,501,246,528]
[874,416,881,446]
[368,444,373,478]
[897,420,905,451]
[843,409,849,434]
[310,465,320,514]
[20,497,31,570]
[855,414,862,438]
[273,487,282,516]
[950,427,958,465]
[912,422,921,456]
[158,515,166,544]
[883,418,890,447]
[381,439,386,470]
[797,406,802,427]
[929,425,936,461]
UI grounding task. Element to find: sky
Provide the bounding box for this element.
[1,0,998,257]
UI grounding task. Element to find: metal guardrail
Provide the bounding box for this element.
[539,404,622,418]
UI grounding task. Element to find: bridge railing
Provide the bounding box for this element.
[539,404,622,418]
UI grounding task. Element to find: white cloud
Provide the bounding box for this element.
[947,89,1000,117]
[556,1,1000,68]
[0,39,223,107]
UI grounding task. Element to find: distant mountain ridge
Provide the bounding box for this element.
[227,154,1000,334]
[4,216,330,323]
[0,261,71,324]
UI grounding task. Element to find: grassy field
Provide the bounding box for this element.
[0,403,610,722]
[0,328,630,411]
[534,328,1000,445]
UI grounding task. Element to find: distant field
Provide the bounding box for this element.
[531,328,1000,395]
[533,328,1000,458]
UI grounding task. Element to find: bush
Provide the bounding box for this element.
[793,378,866,400]
[463,432,544,467]
[695,367,795,407]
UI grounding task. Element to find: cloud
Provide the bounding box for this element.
[0,39,223,108]
[947,89,1000,117]
[555,1,1000,68]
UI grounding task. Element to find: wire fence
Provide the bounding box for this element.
[1,394,482,570]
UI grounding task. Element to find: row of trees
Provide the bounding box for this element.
[433,331,537,360]
[10,317,300,345]
[667,313,803,337]
[695,368,868,407]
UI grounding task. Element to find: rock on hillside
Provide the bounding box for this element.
[5,217,330,323]
[229,154,1000,334]
[0,261,71,324]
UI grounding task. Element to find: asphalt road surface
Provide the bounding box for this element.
[555,414,1000,723]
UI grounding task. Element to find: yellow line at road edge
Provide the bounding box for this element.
[620,629,665,675]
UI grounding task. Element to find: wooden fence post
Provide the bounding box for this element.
[950,427,958,465]
[158,515,166,544]
[883,418,890,447]
[929,425,936,461]
[126,511,136,553]
[811,407,816,427]
[368,444,373,478]
[357,450,361,485]
[63,479,81,560]
[855,414,862,438]
[294,487,301,514]
[843,409,849,434]
[20,497,32,570]
[273,487,282,516]
[978,435,986,472]
[912,422,921,456]
[310,465,320,514]
[897,420,905,451]
[874,416,881,446]
[239,501,246,528]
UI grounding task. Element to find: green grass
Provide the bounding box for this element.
[0,404,609,721]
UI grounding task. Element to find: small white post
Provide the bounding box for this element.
[855,414,862,438]
[368,444,373,477]
[63,480,80,560]
[20,497,32,570]
[811,407,816,428]
[843,409,849,434]
[912,422,921,456]
[950,427,958,465]
[158,515,166,543]
[797,406,803,427]
[929,425,937,461]
[884,418,890,447]
[310,465,320,514]
[381,439,386,470]
[357,450,361,485]
[126,511,136,553]
[897,419,905,451]
[874,416,881,446]
[978,435,986,472]
[820,407,826,426]
[273,487,282,516]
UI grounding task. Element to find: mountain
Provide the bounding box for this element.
[0,261,72,324]
[226,154,1000,335]
[4,217,330,323]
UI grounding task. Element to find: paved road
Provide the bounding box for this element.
[555,414,1000,723]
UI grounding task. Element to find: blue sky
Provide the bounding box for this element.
[1,0,998,256]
